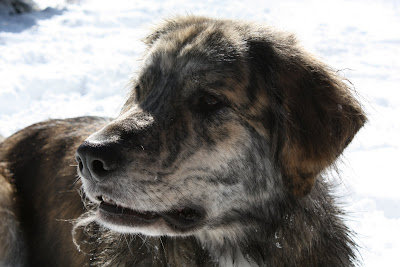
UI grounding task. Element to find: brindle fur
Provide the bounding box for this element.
[0,16,366,266]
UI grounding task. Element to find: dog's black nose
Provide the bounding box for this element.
[75,141,121,182]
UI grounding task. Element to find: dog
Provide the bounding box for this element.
[0,16,366,266]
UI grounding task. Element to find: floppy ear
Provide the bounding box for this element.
[248,36,366,197]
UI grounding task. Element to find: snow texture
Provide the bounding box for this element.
[0,0,399,266]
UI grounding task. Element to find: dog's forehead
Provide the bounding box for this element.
[141,24,249,98]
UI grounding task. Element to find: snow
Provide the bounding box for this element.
[0,0,399,265]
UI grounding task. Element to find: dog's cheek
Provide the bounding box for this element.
[198,138,276,220]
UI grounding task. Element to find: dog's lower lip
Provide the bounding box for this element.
[98,199,204,230]
[99,201,159,221]
[159,207,204,229]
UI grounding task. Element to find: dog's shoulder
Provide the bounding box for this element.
[0,116,110,266]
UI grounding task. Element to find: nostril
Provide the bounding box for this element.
[75,155,84,172]
[78,161,83,172]
[92,159,107,176]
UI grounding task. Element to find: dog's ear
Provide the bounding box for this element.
[248,36,366,197]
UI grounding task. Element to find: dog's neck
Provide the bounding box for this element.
[217,251,256,267]
[195,230,259,267]
[89,231,258,267]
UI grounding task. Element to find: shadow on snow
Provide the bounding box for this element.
[0,7,65,33]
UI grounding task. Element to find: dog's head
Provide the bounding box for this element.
[75,16,366,238]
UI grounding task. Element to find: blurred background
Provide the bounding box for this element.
[1,0,399,265]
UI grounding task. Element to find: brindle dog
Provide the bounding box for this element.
[0,16,366,266]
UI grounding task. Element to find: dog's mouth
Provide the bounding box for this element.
[97,195,205,231]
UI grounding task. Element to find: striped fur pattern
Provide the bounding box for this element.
[0,16,366,266]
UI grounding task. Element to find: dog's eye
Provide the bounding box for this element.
[196,94,225,114]
[203,95,219,106]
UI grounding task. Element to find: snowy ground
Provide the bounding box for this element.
[1,0,399,265]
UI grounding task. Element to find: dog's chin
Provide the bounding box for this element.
[92,195,206,236]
